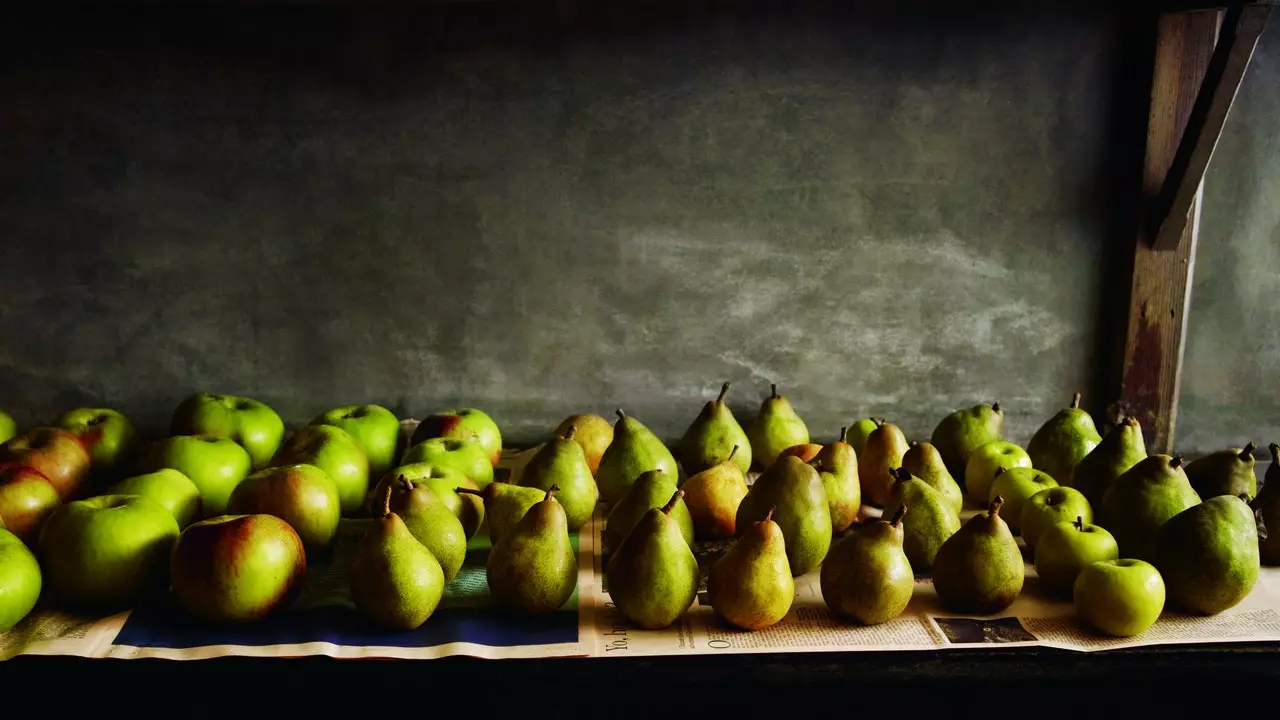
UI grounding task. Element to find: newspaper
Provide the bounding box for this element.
[4,441,1280,660]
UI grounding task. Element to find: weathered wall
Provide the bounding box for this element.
[1,3,1146,447]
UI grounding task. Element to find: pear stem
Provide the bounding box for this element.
[662,489,684,515]
[455,487,483,497]
[1074,516,1084,532]
[770,383,778,399]
[1170,455,1184,469]
[890,466,911,483]
[992,402,1002,413]
[763,506,775,523]
[839,426,849,443]
[1071,392,1081,409]
[545,485,560,502]
[1270,442,1280,464]
[564,425,577,441]
[993,466,1007,477]
[988,496,1004,518]
[717,382,731,404]
[1241,442,1257,462]
[727,445,739,462]
[616,409,626,421]
[400,475,413,491]
[889,504,907,527]
[382,485,393,518]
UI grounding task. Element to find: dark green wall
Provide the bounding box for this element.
[6,2,1250,452]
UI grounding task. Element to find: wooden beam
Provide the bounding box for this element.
[1150,1,1271,250]
[1111,10,1220,454]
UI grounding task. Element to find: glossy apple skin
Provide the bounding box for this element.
[964,441,1032,502]
[0,427,92,500]
[311,404,404,478]
[1035,520,1119,597]
[0,527,41,631]
[410,408,502,467]
[1021,486,1093,551]
[778,443,823,463]
[373,462,483,539]
[227,464,341,554]
[141,435,252,516]
[54,408,139,478]
[554,414,613,475]
[401,437,494,488]
[170,514,307,623]
[38,494,180,610]
[272,425,369,516]
[0,465,61,540]
[1074,558,1166,637]
[0,411,17,445]
[109,469,204,529]
[170,393,285,471]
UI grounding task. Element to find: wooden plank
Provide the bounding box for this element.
[1110,10,1221,454]
[1151,2,1272,250]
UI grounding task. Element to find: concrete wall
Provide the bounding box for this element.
[2,2,1255,452]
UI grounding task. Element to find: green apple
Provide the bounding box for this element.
[410,408,502,467]
[401,437,493,489]
[1021,486,1092,551]
[373,462,484,539]
[965,440,1032,503]
[53,407,139,478]
[1074,558,1165,637]
[311,404,404,478]
[988,466,1057,533]
[170,393,285,471]
[227,464,341,555]
[0,410,17,445]
[38,494,180,610]
[170,514,306,623]
[141,434,252,516]
[0,465,62,540]
[272,425,369,516]
[0,526,41,631]
[0,427,93,500]
[109,469,203,529]
[1034,516,1119,597]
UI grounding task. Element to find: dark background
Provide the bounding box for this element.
[1,1,1275,454]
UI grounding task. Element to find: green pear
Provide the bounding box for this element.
[846,418,884,457]
[745,384,810,469]
[1026,393,1101,487]
[1185,442,1257,499]
[605,490,700,630]
[456,481,545,546]
[374,463,484,540]
[387,475,467,582]
[813,427,861,533]
[1100,455,1202,561]
[518,425,599,531]
[736,455,831,576]
[987,467,1058,534]
[820,505,914,625]
[857,421,909,508]
[603,470,693,555]
[900,441,964,515]
[930,402,1005,481]
[1154,494,1259,615]
[1072,416,1147,509]
[349,486,445,631]
[707,508,794,630]
[678,382,752,477]
[486,487,578,615]
[932,497,1024,614]
[681,446,749,540]
[1254,443,1280,566]
[886,468,960,571]
[596,410,679,507]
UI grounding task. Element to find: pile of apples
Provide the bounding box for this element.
[0,396,502,632]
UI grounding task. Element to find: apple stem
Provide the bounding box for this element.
[546,485,559,503]
[616,409,626,421]
[992,402,1002,413]
[770,383,778,399]
[839,426,849,444]
[1070,392,1081,409]
[662,489,684,515]
[763,506,775,524]
[727,445,739,462]
[889,503,907,527]
[875,417,886,425]
[1170,455,1185,469]
[988,496,1004,518]
[564,425,577,441]
[1241,442,1257,462]
[382,485,393,518]
[909,440,919,448]
[1074,516,1084,532]
[717,382,731,404]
